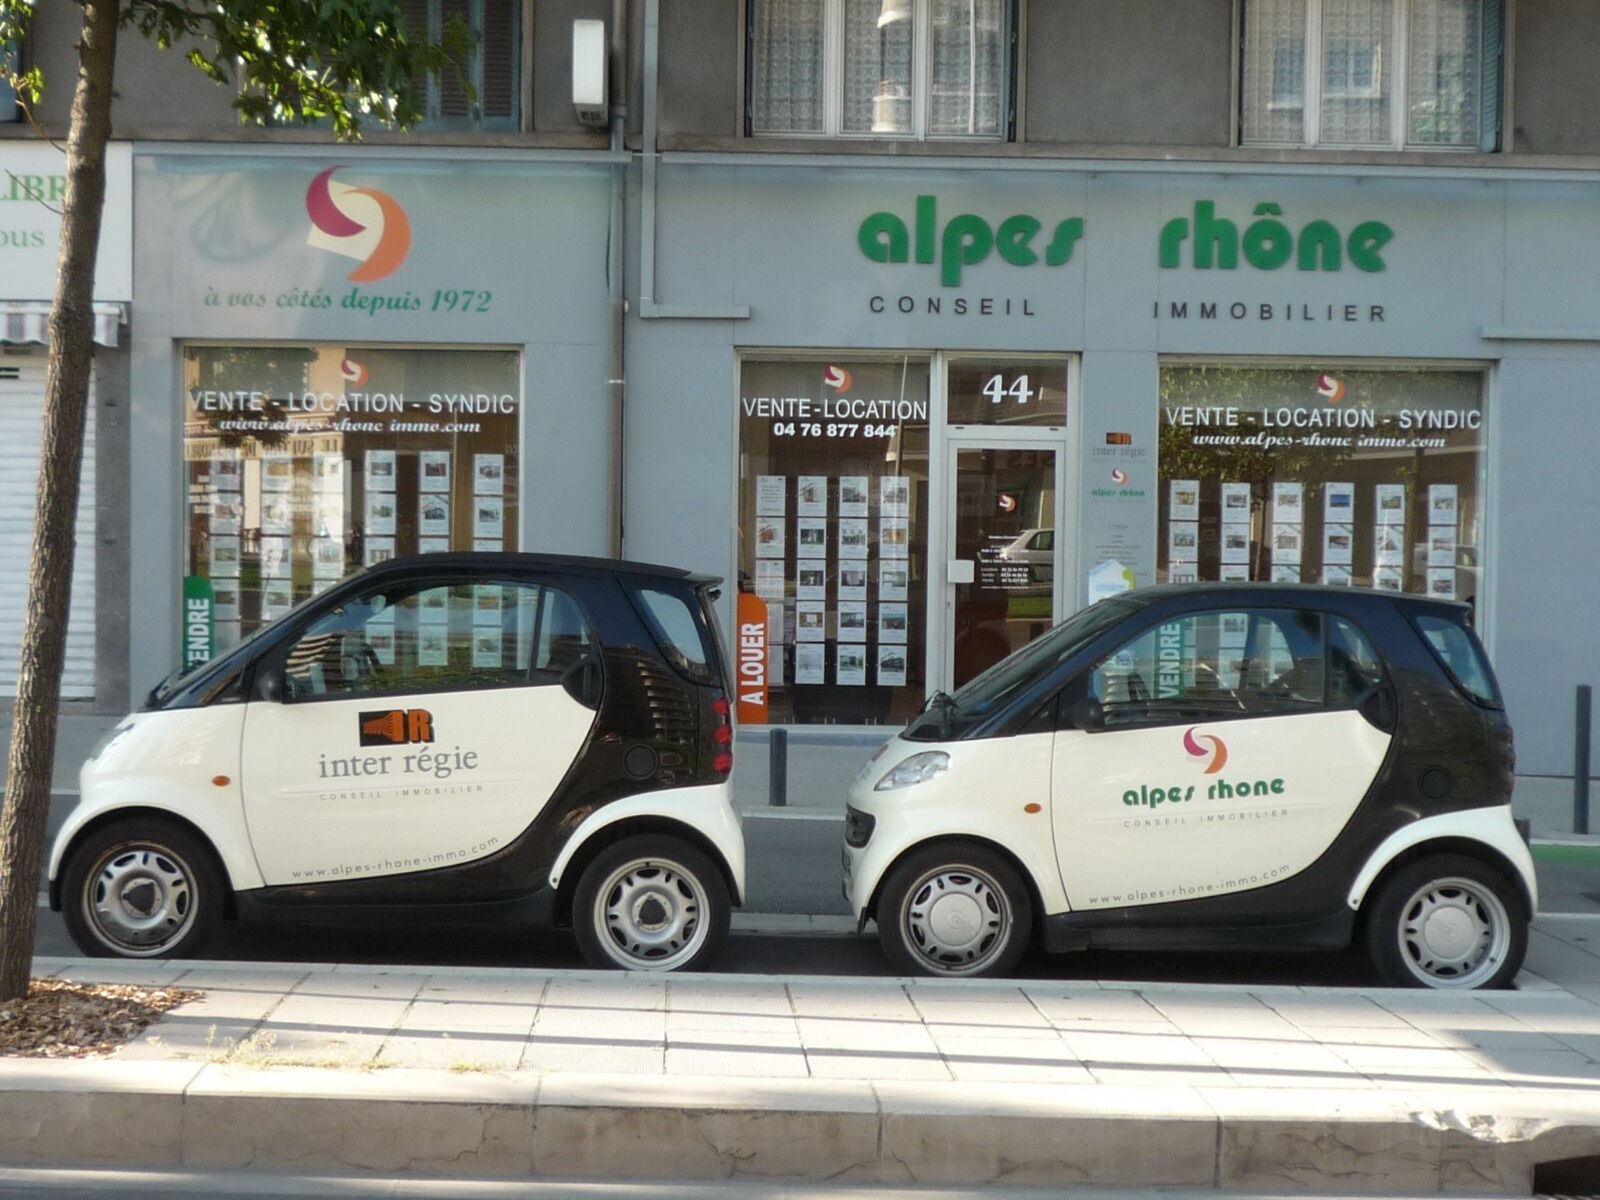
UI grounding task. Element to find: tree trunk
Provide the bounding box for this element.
[0,0,120,1001]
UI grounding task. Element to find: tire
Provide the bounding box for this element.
[876,842,1033,978]
[572,835,730,972]
[1363,853,1528,990]
[60,818,225,959]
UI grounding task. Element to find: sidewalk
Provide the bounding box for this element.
[4,915,1599,1192]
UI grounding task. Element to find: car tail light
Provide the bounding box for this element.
[711,694,733,776]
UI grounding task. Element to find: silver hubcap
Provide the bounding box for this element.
[1397,875,1510,988]
[594,856,708,970]
[901,865,1012,976]
[85,844,197,956]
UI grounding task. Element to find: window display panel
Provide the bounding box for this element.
[183,344,519,658]
[738,358,930,724]
[1157,365,1483,604]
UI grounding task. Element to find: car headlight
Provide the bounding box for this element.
[874,751,950,791]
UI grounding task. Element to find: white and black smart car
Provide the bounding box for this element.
[843,584,1535,989]
[50,553,744,972]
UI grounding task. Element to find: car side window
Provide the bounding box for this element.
[1086,607,1346,729]
[279,579,588,701]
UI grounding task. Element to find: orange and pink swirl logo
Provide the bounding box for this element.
[1110,468,1128,485]
[340,357,369,386]
[1183,727,1228,774]
[1315,373,1346,403]
[823,365,853,391]
[306,167,412,283]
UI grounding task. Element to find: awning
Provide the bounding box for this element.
[0,302,126,348]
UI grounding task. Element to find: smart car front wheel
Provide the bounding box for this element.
[573,835,731,972]
[1364,853,1528,990]
[61,819,224,959]
[876,842,1033,978]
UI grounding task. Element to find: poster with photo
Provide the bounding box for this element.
[418,630,449,667]
[313,453,343,492]
[1429,483,1458,526]
[1323,524,1354,565]
[1168,479,1200,522]
[878,602,908,644]
[836,643,868,687]
[795,602,826,643]
[1220,526,1250,565]
[472,629,502,669]
[1272,524,1302,565]
[419,451,451,493]
[212,494,242,536]
[1373,566,1404,591]
[1324,481,1355,523]
[312,536,344,579]
[754,560,786,599]
[473,496,504,540]
[876,644,908,688]
[758,475,788,516]
[879,517,909,558]
[880,476,910,518]
[796,559,827,600]
[473,538,501,553]
[1374,484,1406,524]
[364,536,396,567]
[261,454,294,493]
[314,493,343,540]
[473,454,505,496]
[1169,566,1199,584]
[1271,563,1301,583]
[209,535,241,579]
[794,643,825,684]
[796,516,827,557]
[418,589,450,625]
[1374,525,1404,567]
[261,580,294,619]
[837,600,868,639]
[1168,521,1199,563]
[1428,529,1457,567]
[838,518,869,560]
[260,536,291,579]
[1427,567,1456,598]
[364,450,396,492]
[1271,482,1303,526]
[214,620,242,653]
[211,583,240,624]
[365,492,397,536]
[1220,482,1251,522]
[879,561,909,600]
[420,537,450,554]
[1322,565,1353,586]
[211,455,241,492]
[755,515,786,558]
[839,476,869,517]
[473,588,503,626]
[262,494,293,537]
[838,562,868,600]
[1219,563,1250,582]
[795,475,826,517]
[368,616,397,666]
[419,494,451,537]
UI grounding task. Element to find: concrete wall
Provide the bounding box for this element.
[1025,0,1234,147]
[1511,0,1600,155]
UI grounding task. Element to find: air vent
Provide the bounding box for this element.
[0,367,19,381]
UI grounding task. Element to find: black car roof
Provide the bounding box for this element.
[355,551,721,589]
[1118,581,1470,618]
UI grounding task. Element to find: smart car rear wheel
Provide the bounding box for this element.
[573,835,730,972]
[877,842,1033,978]
[1364,854,1527,990]
[61,819,223,959]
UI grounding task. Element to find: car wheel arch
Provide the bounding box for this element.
[52,806,237,920]
[552,814,740,929]
[866,833,1046,933]
[1351,835,1532,922]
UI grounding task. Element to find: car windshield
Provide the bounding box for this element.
[908,594,1145,738]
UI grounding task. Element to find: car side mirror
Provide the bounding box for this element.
[1065,694,1105,732]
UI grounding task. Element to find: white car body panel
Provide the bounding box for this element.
[50,706,262,890]
[547,781,746,904]
[1347,805,1538,912]
[239,685,595,886]
[843,732,1063,919]
[1051,710,1390,909]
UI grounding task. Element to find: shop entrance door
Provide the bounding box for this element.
[943,441,1063,689]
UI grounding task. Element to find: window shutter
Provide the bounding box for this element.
[436,0,474,119]
[479,0,519,122]
[1478,0,1502,151]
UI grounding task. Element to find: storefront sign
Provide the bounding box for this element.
[1,142,132,300]
[1159,202,1393,273]
[182,576,215,668]
[735,592,769,724]
[858,195,1084,286]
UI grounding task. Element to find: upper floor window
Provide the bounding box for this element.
[748,0,1013,140]
[400,0,520,131]
[1241,0,1500,150]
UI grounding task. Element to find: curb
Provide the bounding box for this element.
[0,1062,1596,1190]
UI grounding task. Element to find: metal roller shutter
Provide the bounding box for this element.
[0,355,96,699]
